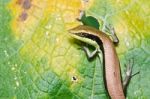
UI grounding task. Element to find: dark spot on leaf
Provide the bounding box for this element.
[16,0,24,5]
[22,0,31,9]
[16,0,32,9]
[19,11,28,21]
[72,76,77,81]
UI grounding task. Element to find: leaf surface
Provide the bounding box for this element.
[0,0,150,99]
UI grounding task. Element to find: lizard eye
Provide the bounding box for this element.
[79,32,86,37]
[80,33,83,36]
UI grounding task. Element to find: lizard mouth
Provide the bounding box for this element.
[73,32,103,46]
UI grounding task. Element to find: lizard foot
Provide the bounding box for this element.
[123,59,140,92]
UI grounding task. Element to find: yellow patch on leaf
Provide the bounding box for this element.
[8,0,87,40]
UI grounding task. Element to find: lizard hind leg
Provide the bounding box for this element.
[123,59,140,94]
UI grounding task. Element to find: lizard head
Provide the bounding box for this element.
[68,25,102,48]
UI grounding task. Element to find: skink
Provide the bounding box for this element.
[68,25,125,99]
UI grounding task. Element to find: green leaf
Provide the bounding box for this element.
[80,15,100,29]
[0,0,150,99]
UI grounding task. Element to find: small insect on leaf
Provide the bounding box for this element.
[72,76,78,82]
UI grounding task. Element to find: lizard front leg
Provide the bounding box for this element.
[81,46,103,64]
[104,24,119,44]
